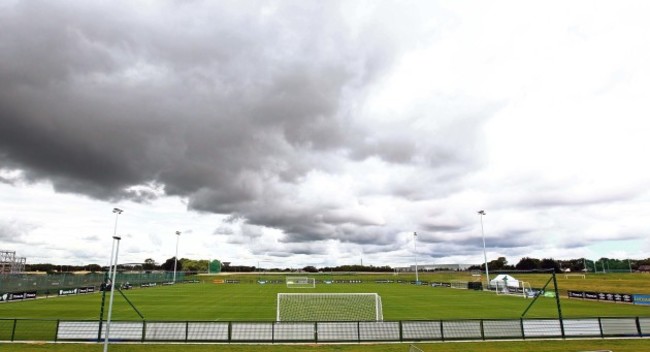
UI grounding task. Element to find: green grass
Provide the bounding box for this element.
[2,273,649,321]
[1,272,650,351]
[2,339,650,352]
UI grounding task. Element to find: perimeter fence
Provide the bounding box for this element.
[0,272,181,296]
[1,316,648,343]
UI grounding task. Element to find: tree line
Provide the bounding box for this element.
[469,256,649,273]
[24,256,650,274]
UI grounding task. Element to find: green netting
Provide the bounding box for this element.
[209,260,221,274]
[0,272,182,293]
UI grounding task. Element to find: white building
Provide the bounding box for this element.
[397,263,476,272]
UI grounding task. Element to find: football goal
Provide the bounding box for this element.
[286,277,316,288]
[450,280,468,289]
[564,273,586,279]
[277,293,383,321]
[495,281,532,298]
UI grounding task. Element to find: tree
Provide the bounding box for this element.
[179,259,209,272]
[143,258,156,271]
[540,258,561,272]
[515,257,540,271]
[160,257,182,271]
[302,266,318,273]
[25,263,56,273]
[488,257,513,271]
[85,264,102,272]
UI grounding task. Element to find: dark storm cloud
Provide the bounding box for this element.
[0,173,17,185]
[0,1,488,253]
[252,242,326,256]
[1,4,377,183]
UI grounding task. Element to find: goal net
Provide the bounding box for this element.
[564,274,585,279]
[277,293,383,321]
[450,280,468,289]
[286,277,316,288]
[495,281,532,298]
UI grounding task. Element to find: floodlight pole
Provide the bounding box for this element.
[413,232,419,283]
[173,231,180,283]
[99,208,122,343]
[103,236,121,352]
[478,210,490,288]
[108,208,123,279]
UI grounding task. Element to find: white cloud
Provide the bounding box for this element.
[1,1,649,268]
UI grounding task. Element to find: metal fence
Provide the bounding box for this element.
[0,272,181,294]
[1,317,648,343]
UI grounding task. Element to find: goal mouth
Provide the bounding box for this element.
[450,280,469,289]
[277,293,383,322]
[285,277,316,289]
[495,281,533,298]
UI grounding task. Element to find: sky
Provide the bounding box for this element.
[1,0,649,269]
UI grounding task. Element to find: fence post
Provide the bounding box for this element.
[551,271,565,338]
[11,319,17,342]
[185,321,189,343]
[479,319,485,340]
[141,320,147,342]
[636,316,642,337]
[357,321,361,343]
[440,320,444,341]
[598,317,604,338]
[55,319,60,342]
[97,271,109,342]
[314,322,318,343]
[399,321,403,341]
[520,318,525,340]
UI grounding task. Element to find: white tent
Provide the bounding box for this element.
[490,274,519,288]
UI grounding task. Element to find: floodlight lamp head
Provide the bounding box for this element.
[175,231,181,236]
[113,208,123,214]
[113,236,121,240]
[478,210,486,215]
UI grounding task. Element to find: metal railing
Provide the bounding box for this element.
[1,316,648,343]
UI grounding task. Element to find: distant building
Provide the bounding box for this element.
[396,263,476,272]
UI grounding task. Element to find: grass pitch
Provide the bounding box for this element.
[1,273,648,321]
[2,339,650,352]
[2,272,650,351]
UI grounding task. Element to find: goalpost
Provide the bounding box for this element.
[277,293,383,321]
[495,281,532,298]
[564,273,586,279]
[285,277,316,288]
[450,280,469,289]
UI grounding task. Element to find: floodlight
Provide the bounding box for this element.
[174,231,181,283]
[478,210,490,287]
